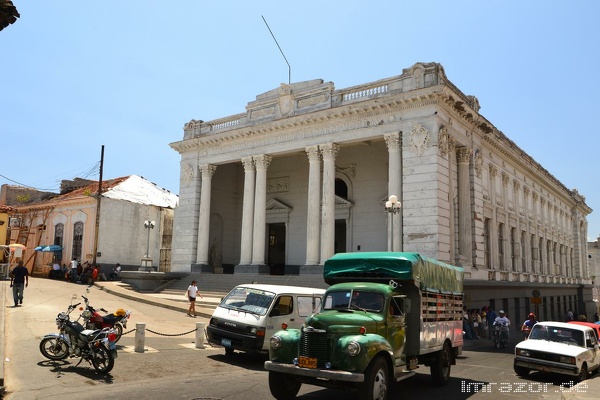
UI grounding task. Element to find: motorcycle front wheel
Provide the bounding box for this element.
[39,337,69,360]
[91,344,114,373]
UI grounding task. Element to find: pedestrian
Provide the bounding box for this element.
[89,264,99,285]
[50,260,61,279]
[109,263,121,280]
[565,309,574,322]
[70,257,78,283]
[186,280,202,317]
[594,312,599,322]
[10,260,29,307]
[486,307,497,339]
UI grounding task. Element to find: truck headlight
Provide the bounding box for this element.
[270,335,282,350]
[347,341,361,356]
[559,355,575,365]
[516,349,530,357]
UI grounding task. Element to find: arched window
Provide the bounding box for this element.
[72,222,84,260]
[335,178,348,199]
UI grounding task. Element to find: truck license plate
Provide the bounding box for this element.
[221,338,232,347]
[298,356,317,369]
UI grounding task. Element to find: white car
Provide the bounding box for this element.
[514,321,600,382]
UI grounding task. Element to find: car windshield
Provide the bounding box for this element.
[529,325,584,347]
[220,287,275,316]
[323,290,384,312]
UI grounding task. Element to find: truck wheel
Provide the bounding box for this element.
[430,343,451,386]
[268,371,301,400]
[358,356,389,400]
[225,347,234,356]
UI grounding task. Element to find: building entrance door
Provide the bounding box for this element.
[268,223,286,275]
[335,219,347,254]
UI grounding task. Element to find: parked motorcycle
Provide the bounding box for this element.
[79,291,130,342]
[493,322,510,349]
[39,294,118,373]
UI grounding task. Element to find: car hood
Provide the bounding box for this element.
[516,338,587,357]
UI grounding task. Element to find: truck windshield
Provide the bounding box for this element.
[324,290,384,313]
[220,287,275,316]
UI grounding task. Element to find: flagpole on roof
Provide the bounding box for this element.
[92,145,104,265]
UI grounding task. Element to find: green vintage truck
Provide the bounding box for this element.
[264,252,464,400]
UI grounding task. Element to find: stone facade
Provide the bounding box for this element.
[170,62,595,322]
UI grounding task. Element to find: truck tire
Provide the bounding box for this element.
[268,371,301,400]
[358,356,389,400]
[430,343,451,386]
[513,365,530,377]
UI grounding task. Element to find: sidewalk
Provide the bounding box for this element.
[93,280,226,319]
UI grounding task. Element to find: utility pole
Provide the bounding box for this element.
[92,145,104,265]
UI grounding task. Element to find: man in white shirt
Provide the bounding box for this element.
[494,310,510,326]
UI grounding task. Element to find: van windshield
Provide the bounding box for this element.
[220,287,275,316]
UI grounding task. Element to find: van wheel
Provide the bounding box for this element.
[514,365,530,377]
[358,356,389,400]
[430,343,451,386]
[268,371,301,400]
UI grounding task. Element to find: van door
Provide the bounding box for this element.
[265,294,323,350]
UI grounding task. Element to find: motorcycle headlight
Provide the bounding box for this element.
[81,310,92,319]
[347,341,361,356]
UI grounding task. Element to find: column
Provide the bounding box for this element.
[457,147,473,266]
[320,143,339,264]
[196,164,216,265]
[489,166,498,270]
[385,133,402,251]
[305,146,321,265]
[239,157,255,265]
[252,155,272,265]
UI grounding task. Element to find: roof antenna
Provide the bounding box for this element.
[262,15,291,84]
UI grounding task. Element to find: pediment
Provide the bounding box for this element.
[266,198,292,214]
[335,195,353,209]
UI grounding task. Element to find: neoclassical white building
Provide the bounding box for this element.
[170,62,595,322]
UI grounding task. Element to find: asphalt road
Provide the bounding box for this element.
[2,277,598,400]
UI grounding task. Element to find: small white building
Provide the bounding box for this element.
[170,62,595,322]
[3,175,178,275]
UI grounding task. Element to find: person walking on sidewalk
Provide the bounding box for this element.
[186,280,202,317]
[10,260,29,307]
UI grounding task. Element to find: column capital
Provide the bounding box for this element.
[319,143,339,159]
[200,164,217,179]
[253,154,272,170]
[305,145,321,162]
[241,156,255,171]
[456,147,472,164]
[384,132,402,151]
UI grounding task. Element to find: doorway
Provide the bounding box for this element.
[335,219,347,254]
[268,223,286,275]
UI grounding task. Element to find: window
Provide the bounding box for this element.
[484,219,491,269]
[498,223,504,270]
[72,222,84,261]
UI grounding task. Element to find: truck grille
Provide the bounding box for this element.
[299,328,332,368]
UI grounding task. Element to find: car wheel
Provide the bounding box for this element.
[577,364,588,383]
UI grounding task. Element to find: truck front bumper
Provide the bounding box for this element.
[264,361,364,383]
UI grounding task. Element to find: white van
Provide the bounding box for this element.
[207,284,325,355]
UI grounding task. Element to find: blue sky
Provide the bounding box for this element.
[2,1,600,240]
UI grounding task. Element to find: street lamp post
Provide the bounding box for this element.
[140,220,155,271]
[385,195,401,252]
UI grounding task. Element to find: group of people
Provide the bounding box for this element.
[463,306,541,341]
[48,259,122,284]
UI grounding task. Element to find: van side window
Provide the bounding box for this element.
[274,296,294,316]
[298,296,322,317]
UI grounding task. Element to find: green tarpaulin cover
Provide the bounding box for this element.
[323,252,463,294]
